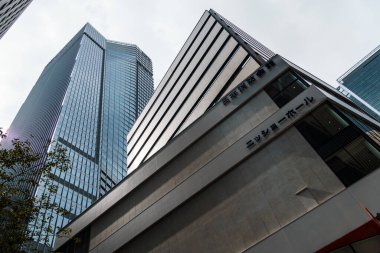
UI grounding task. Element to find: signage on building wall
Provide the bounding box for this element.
[245,96,315,149]
[222,60,276,106]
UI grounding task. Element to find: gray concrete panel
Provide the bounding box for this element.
[88,87,330,252]
[117,127,342,253]
[245,189,371,253]
[346,168,380,217]
[244,230,295,253]
[89,91,278,251]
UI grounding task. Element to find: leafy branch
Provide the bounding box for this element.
[0,129,72,252]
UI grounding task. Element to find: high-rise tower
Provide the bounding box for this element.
[337,45,380,122]
[0,0,33,39]
[4,23,153,251]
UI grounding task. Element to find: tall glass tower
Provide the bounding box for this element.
[337,45,380,122]
[0,0,33,39]
[4,23,153,251]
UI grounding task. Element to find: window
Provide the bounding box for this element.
[296,103,380,186]
[265,71,309,107]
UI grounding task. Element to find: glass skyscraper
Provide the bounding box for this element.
[0,0,33,39]
[4,23,153,251]
[337,45,380,122]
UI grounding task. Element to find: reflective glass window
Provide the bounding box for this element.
[296,103,380,186]
[265,71,308,107]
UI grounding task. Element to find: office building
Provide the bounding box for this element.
[55,10,380,253]
[337,45,380,122]
[127,9,275,172]
[4,23,153,251]
[336,85,380,122]
[0,0,33,39]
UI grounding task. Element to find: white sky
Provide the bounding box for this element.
[1,0,380,130]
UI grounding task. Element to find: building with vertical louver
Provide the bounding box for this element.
[3,23,153,251]
[0,0,33,39]
[55,10,380,253]
[127,9,275,172]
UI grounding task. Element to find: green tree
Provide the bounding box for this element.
[0,128,71,252]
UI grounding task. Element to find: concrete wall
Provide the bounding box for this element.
[245,165,380,252]
[117,127,344,252]
[62,83,346,253]
[89,90,279,251]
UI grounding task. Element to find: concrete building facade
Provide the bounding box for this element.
[55,10,380,253]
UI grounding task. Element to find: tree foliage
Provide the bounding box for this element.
[0,128,71,252]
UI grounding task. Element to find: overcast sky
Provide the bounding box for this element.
[0,0,379,130]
